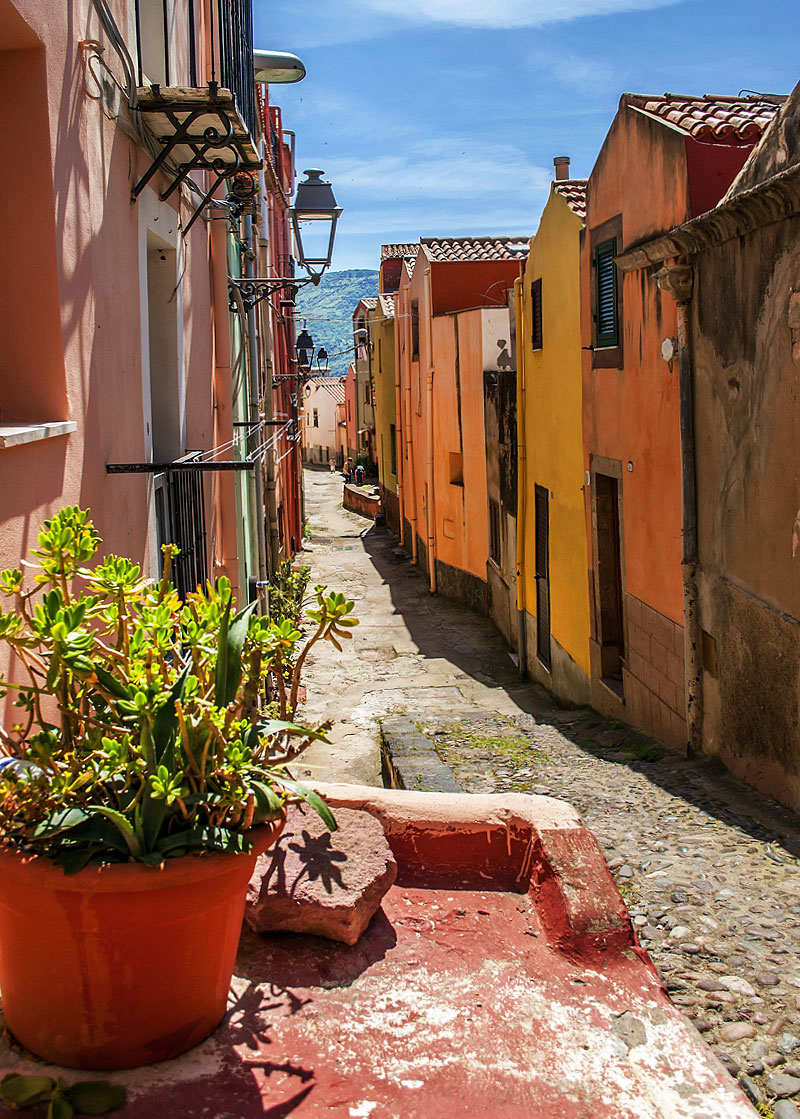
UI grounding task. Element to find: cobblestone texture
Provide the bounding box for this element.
[300,466,800,1115]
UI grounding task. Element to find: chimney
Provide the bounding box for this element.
[553,156,570,181]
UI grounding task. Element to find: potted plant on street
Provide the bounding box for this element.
[0,507,357,1070]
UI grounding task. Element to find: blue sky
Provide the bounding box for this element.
[255,0,799,270]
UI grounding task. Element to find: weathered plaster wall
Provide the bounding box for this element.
[692,218,800,807]
[431,311,489,583]
[522,188,591,702]
[581,106,688,742]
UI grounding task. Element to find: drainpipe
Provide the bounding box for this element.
[404,366,418,563]
[656,263,702,756]
[256,281,280,579]
[256,173,281,580]
[514,274,528,678]
[209,220,242,603]
[244,214,268,595]
[394,311,405,546]
[424,265,436,593]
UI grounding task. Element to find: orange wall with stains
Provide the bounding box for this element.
[582,101,759,750]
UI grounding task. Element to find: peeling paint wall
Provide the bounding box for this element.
[692,215,800,809]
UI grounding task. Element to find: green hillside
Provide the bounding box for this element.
[295,269,379,377]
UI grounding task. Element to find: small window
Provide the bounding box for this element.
[531,278,543,350]
[389,423,397,475]
[449,451,464,486]
[364,382,371,404]
[594,238,619,348]
[411,299,420,361]
[489,499,501,564]
[313,409,318,428]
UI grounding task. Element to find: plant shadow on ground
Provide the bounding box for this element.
[361,524,800,861]
[0,910,397,1119]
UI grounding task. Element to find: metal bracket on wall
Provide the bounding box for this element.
[131,82,262,235]
[228,275,319,312]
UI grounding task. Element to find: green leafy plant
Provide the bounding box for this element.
[268,559,311,628]
[1,1074,124,1118]
[0,507,359,872]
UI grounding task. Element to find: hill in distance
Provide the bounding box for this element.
[295,269,379,377]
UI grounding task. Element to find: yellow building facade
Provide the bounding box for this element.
[517,180,592,704]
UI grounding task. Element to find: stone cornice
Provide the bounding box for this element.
[616,161,800,272]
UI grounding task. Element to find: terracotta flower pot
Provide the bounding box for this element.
[0,816,284,1070]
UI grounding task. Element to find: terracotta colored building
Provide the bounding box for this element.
[0,0,319,730]
[367,294,401,532]
[581,93,781,750]
[617,84,800,808]
[517,168,592,706]
[395,237,526,612]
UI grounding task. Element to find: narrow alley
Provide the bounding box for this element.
[298,466,800,1112]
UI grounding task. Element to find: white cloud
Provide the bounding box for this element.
[356,0,680,29]
[527,48,617,93]
[324,138,552,201]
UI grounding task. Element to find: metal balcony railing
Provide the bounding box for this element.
[133,0,257,139]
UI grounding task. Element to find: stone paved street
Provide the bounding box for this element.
[297,467,800,1115]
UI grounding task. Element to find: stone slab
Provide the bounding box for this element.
[245,803,397,945]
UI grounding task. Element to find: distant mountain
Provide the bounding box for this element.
[295,269,379,377]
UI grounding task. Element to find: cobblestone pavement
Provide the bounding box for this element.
[298,467,800,1116]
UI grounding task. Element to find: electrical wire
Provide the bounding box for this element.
[90,0,137,108]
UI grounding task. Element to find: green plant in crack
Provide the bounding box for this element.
[431,720,548,773]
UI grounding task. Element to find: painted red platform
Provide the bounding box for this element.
[0,787,756,1118]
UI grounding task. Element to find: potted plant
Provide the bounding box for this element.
[0,507,358,1070]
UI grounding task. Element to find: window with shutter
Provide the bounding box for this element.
[531,278,543,350]
[594,238,618,348]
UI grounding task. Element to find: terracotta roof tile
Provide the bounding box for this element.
[553,179,587,219]
[307,375,346,404]
[378,294,396,318]
[381,243,418,260]
[420,236,531,263]
[626,93,783,143]
[353,297,378,315]
[403,257,416,280]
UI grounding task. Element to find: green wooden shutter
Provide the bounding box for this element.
[531,279,543,350]
[594,237,618,347]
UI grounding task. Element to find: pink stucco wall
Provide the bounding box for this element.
[0,0,235,722]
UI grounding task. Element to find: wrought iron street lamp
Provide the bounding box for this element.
[229,168,341,312]
[291,170,343,282]
[295,326,315,373]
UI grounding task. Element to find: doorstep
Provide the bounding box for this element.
[0,786,756,1118]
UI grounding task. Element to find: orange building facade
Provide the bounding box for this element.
[394,238,525,614]
[581,94,779,750]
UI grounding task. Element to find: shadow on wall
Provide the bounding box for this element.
[358,522,800,862]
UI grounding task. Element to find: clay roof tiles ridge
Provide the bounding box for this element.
[553,179,587,219]
[380,243,418,261]
[378,294,396,317]
[420,235,531,263]
[625,93,783,143]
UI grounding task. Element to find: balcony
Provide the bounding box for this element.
[131,0,261,231]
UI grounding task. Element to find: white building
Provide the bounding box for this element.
[302,376,347,466]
